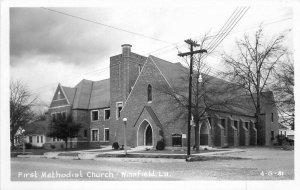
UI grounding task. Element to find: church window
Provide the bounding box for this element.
[116,102,123,119]
[147,84,152,102]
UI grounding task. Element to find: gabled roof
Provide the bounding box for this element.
[89,79,110,109]
[148,55,275,117]
[149,55,188,88]
[57,78,110,110]
[61,86,76,105]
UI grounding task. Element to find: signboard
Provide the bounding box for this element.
[172,134,182,147]
[182,134,186,138]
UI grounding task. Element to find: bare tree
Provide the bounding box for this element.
[272,53,294,130]
[156,35,242,151]
[222,27,286,145]
[10,80,37,149]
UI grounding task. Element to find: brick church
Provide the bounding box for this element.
[47,44,279,149]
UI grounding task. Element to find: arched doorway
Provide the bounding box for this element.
[145,125,152,146]
[200,122,209,145]
[137,120,153,146]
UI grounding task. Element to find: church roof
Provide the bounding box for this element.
[55,78,110,110]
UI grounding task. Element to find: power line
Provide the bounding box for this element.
[149,15,290,58]
[206,7,248,52]
[41,7,173,45]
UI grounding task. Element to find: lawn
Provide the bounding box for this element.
[130,149,227,154]
[11,147,103,156]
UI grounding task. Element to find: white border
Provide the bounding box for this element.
[90,110,99,122]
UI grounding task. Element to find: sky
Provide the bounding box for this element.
[8,1,294,113]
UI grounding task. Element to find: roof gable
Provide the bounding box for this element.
[49,84,70,108]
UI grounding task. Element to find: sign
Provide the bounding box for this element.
[182,134,186,138]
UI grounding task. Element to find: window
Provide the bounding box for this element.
[147,84,152,102]
[91,130,98,141]
[84,130,88,137]
[91,110,99,121]
[116,102,123,119]
[104,109,110,120]
[104,128,109,141]
[271,131,274,139]
[29,136,32,143]
[53,137,56,142]
[57,91,62,100]
[41,136,43,143]
[37,136,39,143]
[271,113,274,122]
[245,122,249,130]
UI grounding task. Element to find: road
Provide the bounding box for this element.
[11,148,294,181]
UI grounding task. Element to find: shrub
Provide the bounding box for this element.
[112,142,119,150]
[50,144,56,149]
[25,143,32,149]
[156,140,165,150]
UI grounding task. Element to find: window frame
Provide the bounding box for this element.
[271,113,274,122]
[91,110,99,122]
[104,108,110,120]
[147,84,152,103]
[91,129,99,142]
[104,128,109,142]
[116,102,123,120]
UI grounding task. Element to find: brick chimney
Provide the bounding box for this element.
[121,44,132,100]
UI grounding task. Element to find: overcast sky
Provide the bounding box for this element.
[8,1,293,112]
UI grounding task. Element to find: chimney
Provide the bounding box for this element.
[121,44,132,100]
[121,44,132,58]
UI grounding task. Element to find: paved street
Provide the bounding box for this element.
[11,148,294,181]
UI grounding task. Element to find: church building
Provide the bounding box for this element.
[47,44,279,149]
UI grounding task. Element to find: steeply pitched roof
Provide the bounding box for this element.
[59,78,110,110]
[150,55,188,88]
[61,86,76,105]
[148,55,275,117]
[89,79,110,109]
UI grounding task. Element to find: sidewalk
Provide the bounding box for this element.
[17,146,244,161]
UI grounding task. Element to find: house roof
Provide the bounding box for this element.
[23,120,49,135]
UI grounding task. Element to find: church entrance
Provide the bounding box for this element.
[137,120,153,146]
[145,125,152,146]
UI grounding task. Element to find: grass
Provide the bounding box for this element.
[131,149,227,154]
[11,147,103,156]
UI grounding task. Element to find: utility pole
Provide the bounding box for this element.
[178,39,207,156]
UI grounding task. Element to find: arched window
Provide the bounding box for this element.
[147,84,152,102]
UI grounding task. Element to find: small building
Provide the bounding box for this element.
[278,124,294,140]
[23,120,49,148]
